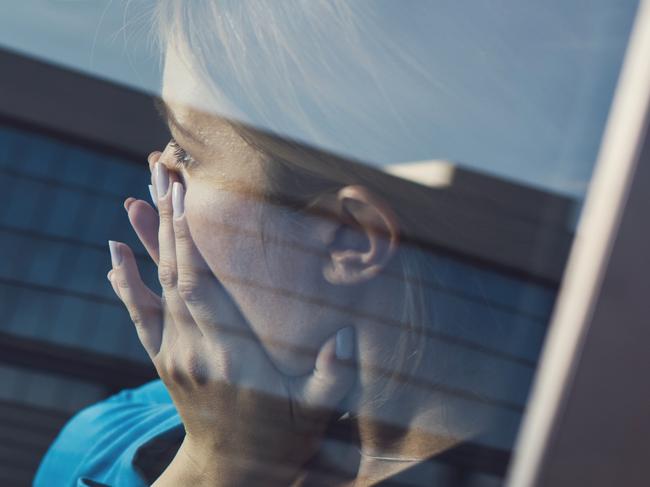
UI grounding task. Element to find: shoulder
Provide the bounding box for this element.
[34,380,183,487]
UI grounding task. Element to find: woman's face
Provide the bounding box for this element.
[157,43,482,452]
[159,46,352,377]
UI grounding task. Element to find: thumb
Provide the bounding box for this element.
[289,327,357,419]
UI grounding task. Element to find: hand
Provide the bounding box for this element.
[120,151,162,265]
[108,157,356,485]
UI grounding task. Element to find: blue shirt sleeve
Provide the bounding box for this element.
[34,380,183,487]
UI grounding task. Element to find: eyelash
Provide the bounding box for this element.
[169,138,197,169]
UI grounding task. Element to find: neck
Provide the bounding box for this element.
[309,412,464,486]
[354,430,462,486]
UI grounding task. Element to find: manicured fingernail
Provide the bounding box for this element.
[123,197,135,212]
[335,327,355,360]
[108,240,122,267]
[155,162,169,198]
[172,182,184,218]
[148,151,161,166]
[148,184,157,208]
[107,270,112,281]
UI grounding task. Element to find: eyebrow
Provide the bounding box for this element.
[154,97,206,147]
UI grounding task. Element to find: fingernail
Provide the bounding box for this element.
[123,198,134,212]
[148,151,161,166]
[172,182,184,218]
[155,162,169,198]
[107,270,112,281]
[335,327,355,360]
[108,240,122,267]
[148,184,157,208]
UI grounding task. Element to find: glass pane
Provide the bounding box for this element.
[0,1,639,485]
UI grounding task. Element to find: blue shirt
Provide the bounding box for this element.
[34,380,184,487]
[34,380,503,486]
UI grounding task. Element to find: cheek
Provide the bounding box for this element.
[183,187,340,375]
[184,186,263,282]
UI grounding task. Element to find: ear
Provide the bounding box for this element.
[318,185,400,285]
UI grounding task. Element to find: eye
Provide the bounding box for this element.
[169,138,197,169]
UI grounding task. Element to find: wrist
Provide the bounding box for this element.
[152,439,219,487]
[154,436,299,487]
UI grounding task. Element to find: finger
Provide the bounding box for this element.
[155,162,201,338]
[107,269,120,298]
[171,181,251,345]
[125,198,160,264]
[149,151,162,198]
[123,197,137,212]
[148,185,158,209]
[108,240,164,358]
[289,327,357,417]
[148,151,162,172]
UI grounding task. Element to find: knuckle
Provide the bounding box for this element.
[128,310,145,328]
[176,274,202,303]
[158,262,178,288]
[157,203,174,220]
[116,278,130,290]
[167,356,187,385]
[173,221,192,242]
[312,368,337,391]
[155,356,172,385]
[186,353,209,385]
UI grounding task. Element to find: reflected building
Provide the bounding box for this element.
[0,48,575,486]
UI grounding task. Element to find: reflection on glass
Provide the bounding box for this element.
[0,1,637,486]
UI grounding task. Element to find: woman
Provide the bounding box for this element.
[36,2,520,485]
